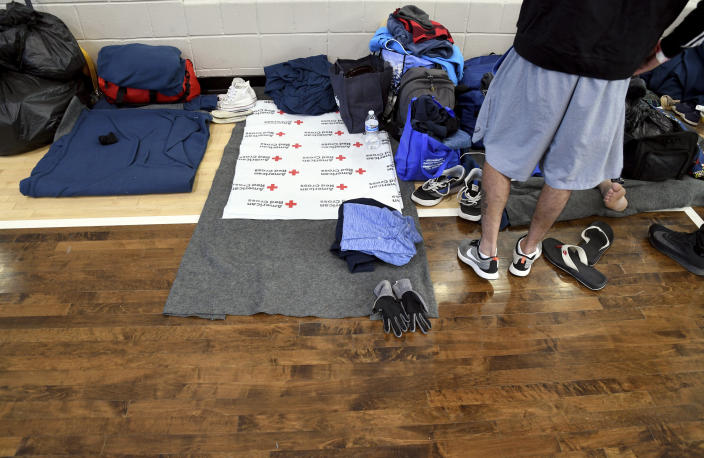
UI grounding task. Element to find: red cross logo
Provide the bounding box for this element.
[292,143,302,149]
[276,132,285,137]
[294,120,303,125]
[335,130,344,136]
[267,184,277,191]
[336,155,346,161]
[285,200,297,208]
[272,155,282,161]
[337,184,347,190]
[353,142,363,148]
[356,168,366,175]
[289,169,299,176]
[278,110,285,115]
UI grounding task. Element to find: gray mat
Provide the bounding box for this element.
[506,176,704,227]
[164,118,437,320]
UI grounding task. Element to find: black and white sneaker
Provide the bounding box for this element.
[411,165,466,206]
[457,167,482,221]
[457,239,499,280]
[508,235,542,277]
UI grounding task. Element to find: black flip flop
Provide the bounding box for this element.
[577,221,613,265]
[543,238,608,291]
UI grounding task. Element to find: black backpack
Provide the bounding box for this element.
[385,67,454,139]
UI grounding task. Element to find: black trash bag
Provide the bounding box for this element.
[0,70,82,156]
[625,79,677,139]
[0,1,85,81]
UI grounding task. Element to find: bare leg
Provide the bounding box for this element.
[478,162,511,257]
[598,179,628,212]
[520,183,572,254]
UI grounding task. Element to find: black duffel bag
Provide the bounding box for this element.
[622,130,699,181]
[622,85,699,182]
[329,55,392,134]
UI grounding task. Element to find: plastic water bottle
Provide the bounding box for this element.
[364,110,380,150]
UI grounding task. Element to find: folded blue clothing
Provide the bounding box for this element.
[20,109,211,197]
[340,203,423,266]
[97,44,186,96]
[264,55,337,115]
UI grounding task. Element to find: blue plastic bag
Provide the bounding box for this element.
[380,45,434,94]
[394,97,460,181]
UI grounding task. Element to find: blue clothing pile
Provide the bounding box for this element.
[331,198,423,273]
[20,108,211,197]
[264,55,337,115]
[642,44,704,106]
[369,27,463,85]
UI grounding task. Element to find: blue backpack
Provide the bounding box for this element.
[454,53,505,148]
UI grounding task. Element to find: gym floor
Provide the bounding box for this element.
[0,122,703,455]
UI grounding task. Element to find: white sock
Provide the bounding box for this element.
[517,237,538,257]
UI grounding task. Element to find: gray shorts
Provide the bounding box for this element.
[472,49,630,190]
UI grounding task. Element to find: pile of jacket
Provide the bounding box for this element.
[369,5,463,85]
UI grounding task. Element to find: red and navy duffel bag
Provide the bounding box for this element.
[97,44,201,104]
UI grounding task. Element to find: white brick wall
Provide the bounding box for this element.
[5,0,699,78]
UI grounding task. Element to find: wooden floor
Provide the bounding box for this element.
[0,123,233,221]
[0,209,703,456]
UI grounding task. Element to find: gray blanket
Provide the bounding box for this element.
[506,176,704,227]
[164,117,437,319]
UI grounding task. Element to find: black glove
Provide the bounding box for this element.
[392,278,431,334]
[372,280,409,338]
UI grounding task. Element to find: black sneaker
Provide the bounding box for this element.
[649,224,704,276]
[457,239,499,280]
[457,167,482,221]
[508,235,542,277]
[411,165,466,206]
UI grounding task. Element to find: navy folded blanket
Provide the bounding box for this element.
[20,109,211,197]
[97,44,186,96]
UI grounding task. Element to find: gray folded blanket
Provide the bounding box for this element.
[506,176,704,227]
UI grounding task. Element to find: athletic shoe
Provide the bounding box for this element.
[508,235,542,277]
[411,165,466,206]
[217,79,257,111]
[649,223,704,276]
[457,167,482,221]
[457,239,499,280]
[673,102,700,126]
[216,99,257,112]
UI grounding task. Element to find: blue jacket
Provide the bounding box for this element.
[369,27,463,84]
[264,55,337,115]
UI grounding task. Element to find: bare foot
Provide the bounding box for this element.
[598,180,628,212]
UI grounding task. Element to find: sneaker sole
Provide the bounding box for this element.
[508,262,530,277]
[457,247,499,280]
[411,194,444,207]
[457,210,481,222]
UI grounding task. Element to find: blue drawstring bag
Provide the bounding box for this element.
[394,96,460,181]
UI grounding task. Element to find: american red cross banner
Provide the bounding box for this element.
[222,100,403,220]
